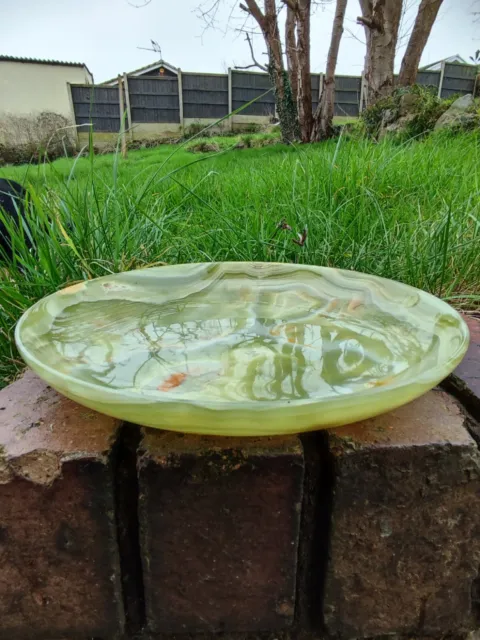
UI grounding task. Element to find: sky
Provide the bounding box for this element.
[0,0,478,83]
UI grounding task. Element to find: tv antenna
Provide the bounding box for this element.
[137,39,163,59]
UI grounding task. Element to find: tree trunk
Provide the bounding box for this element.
[358,0,403,105]
[243,0,300,142]
[311,0,348,140]
[285,5,298,105]
[295,0,313,142]
[397,0,444,86]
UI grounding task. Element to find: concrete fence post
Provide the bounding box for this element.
[227,67,233,131]
[177,68,184,131]
[438,61,446,99]
[359,72,366,113]
[66,82,79,148]
[118,75,127,158]
[123,73,133,141]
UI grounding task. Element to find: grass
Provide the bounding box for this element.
[184,129,281,152]
[0,130,479,386]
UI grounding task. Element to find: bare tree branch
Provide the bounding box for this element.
[235,32,268,70]
[241,0,266,28]
[356,15,379,30]
[235,62,265,69]
[128,0,152,6]
[344,26,366,45]
[196,0,236,33]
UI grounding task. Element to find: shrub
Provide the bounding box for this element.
[242,123,262,134]
[361,85,459,140]
[240,134,254,148]
[187,140,221,153]
[0,111,76,165]
[183,122,212,139]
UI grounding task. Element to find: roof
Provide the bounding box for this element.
[421,55,468,71]
[102,59,178,85]
[0,55,93,79]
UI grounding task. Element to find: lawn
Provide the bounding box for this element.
[0,130,479,385]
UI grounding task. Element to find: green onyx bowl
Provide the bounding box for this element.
[15,263,469,436]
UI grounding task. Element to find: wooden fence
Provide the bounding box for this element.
[69,62,477,137]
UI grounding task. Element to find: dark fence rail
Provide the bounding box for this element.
[231,71,275,117]
[441,63,477,99]
[182,73,228,119]
[128,77,180,123]
[335,76,362,117]
[71,85,120,132]
[71,62,477,133]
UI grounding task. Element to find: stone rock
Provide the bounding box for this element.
[436,111,478,131]
[0,370,124,639]
[398,92,421,116]
[379,113,416,140]
[322,390,480,639]
[435,94,475,130]
[448,93,474,111]
[137,431,304,633]
[381,108,397,127]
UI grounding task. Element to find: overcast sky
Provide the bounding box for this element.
[0,0,478,82]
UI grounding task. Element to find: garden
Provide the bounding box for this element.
[0,115,479,388]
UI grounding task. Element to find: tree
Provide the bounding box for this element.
[287,0,314,142]
[198,0,345,142]
[397,0,444,86]
[239,0,300,142]
[357,0,403,105]
[311,0,348,140]
[285,5,299,105]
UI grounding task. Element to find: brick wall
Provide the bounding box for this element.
[0,316,478,640]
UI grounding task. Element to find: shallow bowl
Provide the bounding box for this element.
[15,263,469,436]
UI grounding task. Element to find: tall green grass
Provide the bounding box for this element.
[0,131,479,385]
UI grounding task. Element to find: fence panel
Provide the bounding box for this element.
[311,74,321,113]
[128,77,180,123]
[71,85,120,132]
[417,70,441,91]
[232,71,276,117]
[74,62,477,135]
[182,73,228,119]
[440,63,476,99]
[334,76,361,117]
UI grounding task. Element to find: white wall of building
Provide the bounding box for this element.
[0,60,92,119]
[0,60,92,148]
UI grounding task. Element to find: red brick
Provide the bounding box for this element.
[138,431,304,633]
[0,370,124,639]
[323,390,480,639]
[448,315,480,420]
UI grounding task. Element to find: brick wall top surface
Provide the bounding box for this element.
[0,370,120,483]
[329,389,473,450]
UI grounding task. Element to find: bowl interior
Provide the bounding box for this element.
[16,263,468,411]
